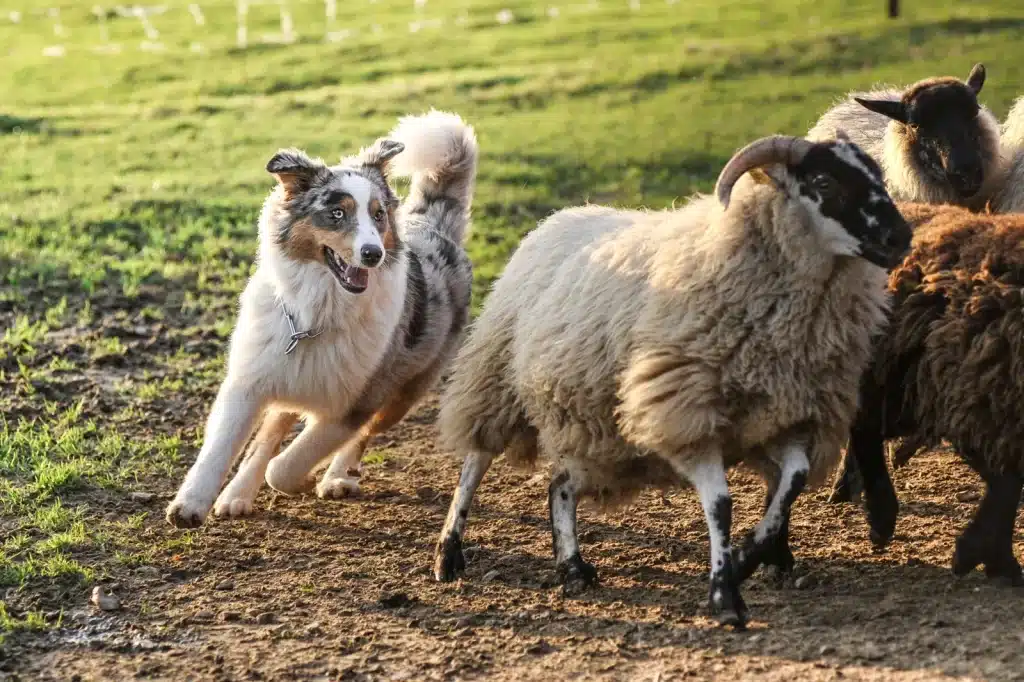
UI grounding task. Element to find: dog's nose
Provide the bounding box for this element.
[360,244,383,267]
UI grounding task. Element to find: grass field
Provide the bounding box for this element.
[2,0,1024,678]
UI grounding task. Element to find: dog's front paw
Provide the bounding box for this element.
[316,476,361,500]
[166,496,211,528]
[213,495,256,519]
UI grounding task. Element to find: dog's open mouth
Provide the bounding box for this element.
[323,246,369,294]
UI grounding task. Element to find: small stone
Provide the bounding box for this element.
[130,491,155,503]
[218,611,242,623]
[91,586,120,611]
[192,610,215,622]
[305,622,323,636]
[135,566,161,579]
[481,570,501,583]
[455,616,475,628]
[861,643,885,661]
[255,612,277,624]
[379,592,416,609]
[794,575,815,590]
[956,490,981,503]
[525,640,556,655]
[214,580,235,591]
[819,645,835,656]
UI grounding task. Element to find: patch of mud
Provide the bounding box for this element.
[5,395,1024,681]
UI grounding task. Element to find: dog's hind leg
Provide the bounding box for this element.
[166,382,265,528]
[214,410,299,518]
[264,418,354,494]
[317,370,438,500]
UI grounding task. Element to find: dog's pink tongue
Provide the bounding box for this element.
[347,266,369,288]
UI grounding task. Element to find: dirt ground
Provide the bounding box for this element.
[6,393,1024,682]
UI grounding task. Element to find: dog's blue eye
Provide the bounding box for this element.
[331,208,345,221]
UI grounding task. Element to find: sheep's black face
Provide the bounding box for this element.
[857,81,987,200]
[790,141,912,270]
[906,86,986,199]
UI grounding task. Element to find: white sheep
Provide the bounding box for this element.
[807,64,1003,209]
[431,133,912,629]
[992,96,1024,213]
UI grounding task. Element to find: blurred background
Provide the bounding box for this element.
[1,0,1022,306]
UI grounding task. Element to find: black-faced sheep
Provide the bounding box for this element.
[838,204,1024,585]
[431,133,912,629]
[831,96,1024,507]
[807,64,1003,209]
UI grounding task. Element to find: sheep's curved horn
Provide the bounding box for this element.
[715,135,815,208]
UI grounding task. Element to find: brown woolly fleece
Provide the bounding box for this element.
[867,204,1024,475]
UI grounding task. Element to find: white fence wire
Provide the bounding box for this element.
[0,0,681,58]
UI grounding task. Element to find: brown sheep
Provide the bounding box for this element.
[842,203,1024,584]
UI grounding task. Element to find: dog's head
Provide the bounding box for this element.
[266,139,405,295]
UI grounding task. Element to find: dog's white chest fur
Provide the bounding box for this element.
[227,255,408,418]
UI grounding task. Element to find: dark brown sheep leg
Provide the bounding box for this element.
[828,449,863,504]
[952,469,1023,586]
[851,422,900,549]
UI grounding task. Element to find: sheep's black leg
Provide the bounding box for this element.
[433,450,495,582]
[548,470,597,595]
[675,451,747,629]
[952,468,1023,586]
[850,421,900,549]
[828,449,862,504]
[733,444,808,584]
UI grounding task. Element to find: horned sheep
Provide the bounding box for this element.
[838,204,1024,585]
[807,64,1003,209]
[431,133,911,629]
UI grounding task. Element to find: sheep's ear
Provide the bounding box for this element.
[854,97,909,124]
[750,165,788,189]
[359,138,405,177]
[266,148,325,197]
[966,63,985,95]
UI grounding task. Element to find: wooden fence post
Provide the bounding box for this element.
[888,0,900,18]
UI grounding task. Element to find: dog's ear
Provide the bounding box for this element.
[266,148,326,198]
[358,138,405,178]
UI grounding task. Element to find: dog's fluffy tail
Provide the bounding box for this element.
[389,110,478,244]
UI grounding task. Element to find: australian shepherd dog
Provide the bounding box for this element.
[166,111,478,528]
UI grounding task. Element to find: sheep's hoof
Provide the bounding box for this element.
[761,540,795,584]
[708,580,748,630]
[732,531,793,585]
[865,486,899,549]
[557,553,598,596]
[433,532,466,582]
[952,534,1023,586]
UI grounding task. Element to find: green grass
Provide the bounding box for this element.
[1,0,1022,640]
